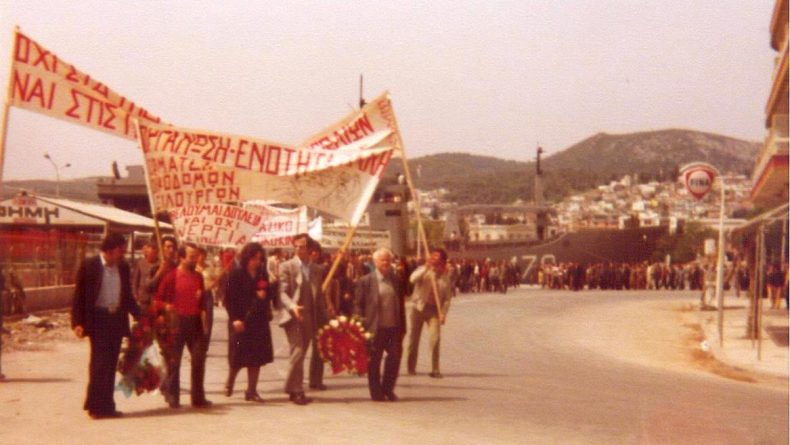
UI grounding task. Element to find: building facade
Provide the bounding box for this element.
[751,0,789,208]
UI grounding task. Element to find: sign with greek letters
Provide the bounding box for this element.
[320,227,391,251]
[138,120,394,225]
[244,203,308,247]
[9,30,163,140]
[169,203,266,248]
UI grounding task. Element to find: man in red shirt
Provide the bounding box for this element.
[156,242,212,408]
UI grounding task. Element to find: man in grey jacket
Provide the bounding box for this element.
[354,248,406,401]
[277,234,328,405]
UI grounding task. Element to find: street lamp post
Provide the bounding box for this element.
[714,173,727,346]
[43,153,70,197]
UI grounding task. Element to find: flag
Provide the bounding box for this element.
[308,216,323,241]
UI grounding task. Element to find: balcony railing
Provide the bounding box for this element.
[753,116,789,187]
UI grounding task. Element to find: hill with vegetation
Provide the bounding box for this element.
[1,177,102,202]
[2,129,760,206]
[390,129,759,205]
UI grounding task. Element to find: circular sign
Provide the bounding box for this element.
[683,167,715,200]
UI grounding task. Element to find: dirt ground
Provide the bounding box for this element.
[1,310,78,353]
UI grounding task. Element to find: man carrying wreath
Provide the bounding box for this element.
[277,234,329,405]
[354,248,406,401]
[71,233,140,419]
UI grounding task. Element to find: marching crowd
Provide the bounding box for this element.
[71,233,453,419]
[68,232,788,419]
[534,261,749,292]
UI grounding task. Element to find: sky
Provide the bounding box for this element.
[0,0,778,181]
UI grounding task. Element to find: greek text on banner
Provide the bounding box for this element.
[139,122,394,225]
[9,30,163,141]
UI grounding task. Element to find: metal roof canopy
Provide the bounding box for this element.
[731,202,789,234]
[0,194,172,232]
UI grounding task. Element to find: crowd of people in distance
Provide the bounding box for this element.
[534,261,753,293]
[535,260,788,310]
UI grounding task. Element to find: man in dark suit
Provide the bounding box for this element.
[71,233,140,419]
[354,247,406,402]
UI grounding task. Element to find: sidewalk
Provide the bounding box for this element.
[696,300,789,382]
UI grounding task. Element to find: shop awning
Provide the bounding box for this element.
[0,194,171,232]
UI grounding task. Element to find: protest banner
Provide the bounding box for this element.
[169,203,266,248]
[7,30,163,141]
[0,29,165,190]
[243,202,308,247]
[302,91,403,158]
[320,227,391,251]
[137,120,395,226]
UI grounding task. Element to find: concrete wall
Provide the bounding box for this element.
[2,285,74,314]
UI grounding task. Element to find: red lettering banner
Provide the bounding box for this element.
[8,30,164,140]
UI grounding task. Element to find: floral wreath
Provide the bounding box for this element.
[317,315,370,375]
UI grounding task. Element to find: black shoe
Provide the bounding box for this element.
[384,391,399,402]
[244,392,265,403]
[407,370,416,376]
[224,386,233,397]
[165,394,181,409]
[371,394,386,402]
[429,372,443,379]
[192,399,213,408]
[289,392,311,405]
[89,410,123,419]
[309,383,328,391]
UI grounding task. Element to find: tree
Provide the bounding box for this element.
[651,221,717,263]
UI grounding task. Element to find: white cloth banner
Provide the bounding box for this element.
[301,91,405,158]
[244,203,308,247]
[320,227,391,251]
[308,216,323,242]
[9,31,163,140]
[138,120,394,225]
[169,203,265,248]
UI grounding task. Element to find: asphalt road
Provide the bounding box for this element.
[1,288,787,444]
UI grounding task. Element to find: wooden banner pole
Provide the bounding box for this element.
[386,96,445,321]
[135,119,165,263]
[0,27,21,198]
[321,224,358,317]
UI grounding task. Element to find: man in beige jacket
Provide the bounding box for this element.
[406,247,452,378]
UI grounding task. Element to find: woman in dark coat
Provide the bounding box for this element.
[224,243,274,402]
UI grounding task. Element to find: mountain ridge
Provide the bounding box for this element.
[2,129,760,206]
[393,128,759,205]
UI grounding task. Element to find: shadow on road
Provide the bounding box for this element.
[0,377,72,383]
[434,372,509,378]
[316,395,468,404]
[122,405,231,419]
[765,326,789,347]
[399,382,506,392]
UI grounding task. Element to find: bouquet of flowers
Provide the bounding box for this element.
[146,299,178,368]
[116,314,166,397]
[317,315,371,375]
